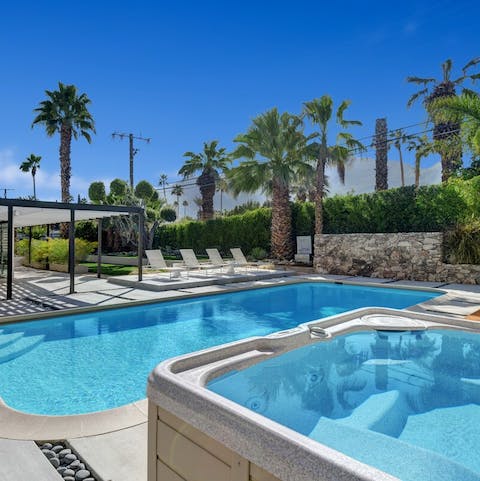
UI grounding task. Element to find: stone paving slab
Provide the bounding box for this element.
[388,280,447,289]
[0,438,61,480]
[343,276,393,284]
[69,422,147,481]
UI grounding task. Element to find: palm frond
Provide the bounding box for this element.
[406,76,436,85]
[407,88,429,108]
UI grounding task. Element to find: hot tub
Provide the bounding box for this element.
[147,308,480,481]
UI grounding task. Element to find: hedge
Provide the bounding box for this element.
[154,177,480,255]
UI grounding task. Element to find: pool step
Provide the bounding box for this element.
[0,332,25,349]
[0,335,45,363]
[338,390,409,437]
[309,417,480,481]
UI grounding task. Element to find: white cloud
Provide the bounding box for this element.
[0,149,108,201]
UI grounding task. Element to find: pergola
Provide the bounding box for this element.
[0,198,145,300]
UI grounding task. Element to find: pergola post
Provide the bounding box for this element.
[97,218,102,279]
[6,205,13,300]
[138,211,144,282]
[69,208,75,294]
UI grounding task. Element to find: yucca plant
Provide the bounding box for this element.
[444,221,480,264]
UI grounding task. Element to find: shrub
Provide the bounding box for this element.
[250,247,267,260]
[444,221,480,264]
[88,181,106,203]
[160,207,177,222]
[16,238,96,265]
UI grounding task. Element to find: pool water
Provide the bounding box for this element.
[209,329,480,481]
[0,282,439,415]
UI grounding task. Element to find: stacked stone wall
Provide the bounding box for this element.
[314,232,480,284]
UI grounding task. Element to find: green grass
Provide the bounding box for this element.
[80,263,135,276]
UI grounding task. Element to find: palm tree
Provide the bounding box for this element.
[430,92,480,156]
[171,184,183,216]
[389,129,409,187]
[19,154,41,199]
[193,196,203,220]
[216,177,229,214]
[374,118,388,191]
[228,108,314,259]
[32,82,95,202]
[179,141,231,220]
[407,58,480,181]
[182,199,189,217]
[303,96,364,234]
[159,174,168,200]
[407,135,432,187]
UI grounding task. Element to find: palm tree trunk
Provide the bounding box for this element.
[60,124,72,202]
[198,170,216,220]
[315,156,326,235]
[397,147,405,187]
[271,177,293,259]
[375,118,388,191]
[32,174,36,200]
[415,153,421,187]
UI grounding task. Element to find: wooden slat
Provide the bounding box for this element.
[157,420,230,481]
[157,460,187,481]
[157,406,234,465]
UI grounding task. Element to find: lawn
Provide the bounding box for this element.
[80,262,136,276]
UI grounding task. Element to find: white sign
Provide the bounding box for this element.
[296,236,312,255]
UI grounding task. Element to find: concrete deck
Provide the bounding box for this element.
[1,269,480,480]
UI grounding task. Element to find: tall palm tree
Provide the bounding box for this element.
[179,141,231,220]
[19,154,41,199]
[32,82,95,202]
[303,96,364,235]
[406,58,480,181]
[216,177,229,214]
[171,184,183,216]
[159,174,168,200]
[389,129,409,187]
[182,199,189,217]
[430,91,480,156]
[228,108,314,259]
[374,118,388,191]
[407,135,432,187]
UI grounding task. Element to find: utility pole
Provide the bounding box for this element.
[112,132,151,189]
[0,188,15,199]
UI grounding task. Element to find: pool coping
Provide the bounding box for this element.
[0,277,449,440]
[148,307,480,481]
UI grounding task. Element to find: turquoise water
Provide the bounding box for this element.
[0,282,439,415]
[209,329,480,481]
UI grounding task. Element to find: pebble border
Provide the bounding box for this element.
[36,441,99,481]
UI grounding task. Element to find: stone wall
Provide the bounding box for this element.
[314,232,480,284]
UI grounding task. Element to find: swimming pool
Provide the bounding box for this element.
[209,328,480,481]
[0,282,439,415]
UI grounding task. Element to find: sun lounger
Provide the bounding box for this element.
[206,248,236,274]
[145,250,186,279]
[179,249,219,275]
[230,248,266,270]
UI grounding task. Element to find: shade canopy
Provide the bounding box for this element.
[0,198,142,228]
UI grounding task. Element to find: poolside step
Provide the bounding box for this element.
[309,417,480,481]
[0,334,45,363]
[338,390,409,437]
[0,332,24,349]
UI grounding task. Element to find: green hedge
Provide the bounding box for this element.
[154,208,272,254]
[154,177,480,254]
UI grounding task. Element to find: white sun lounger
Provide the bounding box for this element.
[179,249,219,275]
[145,250,186,279]
[206,248,236,274]
[230,248,265,270]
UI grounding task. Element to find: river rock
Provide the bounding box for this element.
[64,453,77,463]
[59,448,72,457]
[75,470,91,480]
[52,445,64,453]
[63,469,75,477]
[49,457,60,468]
[40,443,53,450]
[42,450,56,459]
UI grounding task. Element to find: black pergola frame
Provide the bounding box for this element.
[0,198,145,300]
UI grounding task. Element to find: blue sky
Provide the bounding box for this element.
[0,0,479,204]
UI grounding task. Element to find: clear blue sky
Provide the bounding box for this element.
[0,0,478,200]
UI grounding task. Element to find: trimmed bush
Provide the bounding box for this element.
[154,177,480,258]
